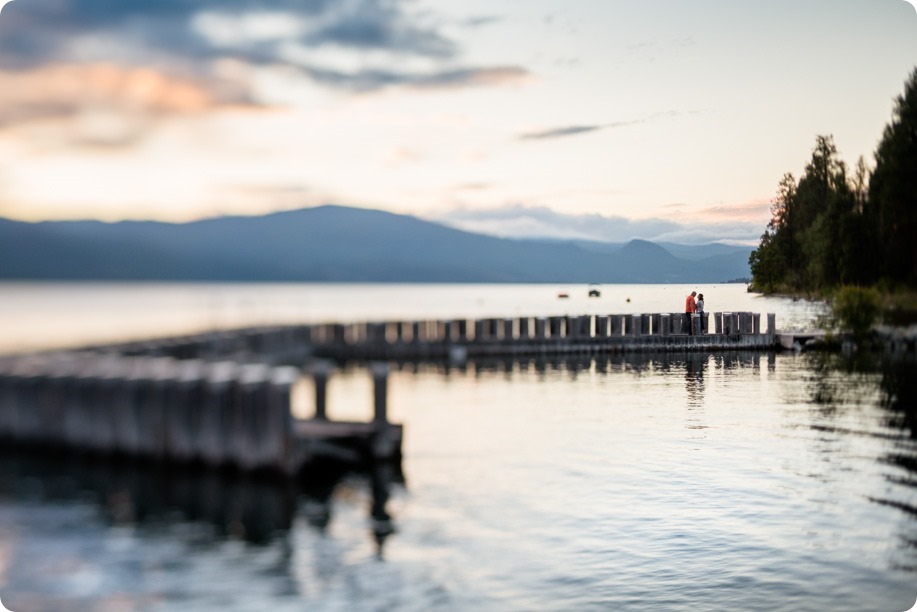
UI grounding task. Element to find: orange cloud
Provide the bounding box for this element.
[0,63,255,127]
[691,200,772,223]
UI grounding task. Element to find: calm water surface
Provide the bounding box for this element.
[0,284,914,611]
[0,283,820,355]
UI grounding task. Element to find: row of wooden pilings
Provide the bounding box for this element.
[306,311,776,360]
[106,312,777,363]
[318,311,773,344]
[0,352,400,475]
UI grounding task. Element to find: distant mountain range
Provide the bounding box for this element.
[0,205,752,283]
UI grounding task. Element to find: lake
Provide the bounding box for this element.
[0,283,914,611]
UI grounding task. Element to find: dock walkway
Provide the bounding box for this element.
[0,309,776,476]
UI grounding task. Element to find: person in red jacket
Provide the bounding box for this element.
[685,291,697,336]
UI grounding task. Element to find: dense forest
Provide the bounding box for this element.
[749,68,917,294]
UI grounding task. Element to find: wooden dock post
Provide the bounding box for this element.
[610,315,624,336]
[200,361,237,466]
[595,315,608,338]
[310,360,331,420]
[753,313,761,335]
[265,366,300,474]
[371,363,397,459]
[715,312,723,334]
[549,316,564,339]
[640,314,652,336]
[736,312,748,334]
[518,317,531,340]
[503,318,515,342]
[367,322,387,345]
[569,315,589,339]
[233,363,271,470]
[133,358,176,460]
[453,319,468,342]
[166,359,206,462]
[534,317,547,339]
[660,314,670,337]
[372,362,388,425]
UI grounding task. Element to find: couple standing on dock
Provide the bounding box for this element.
[684,291,705,335]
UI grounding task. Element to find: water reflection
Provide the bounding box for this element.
[0,448,403,553]
[803,352,917,568]
[683,353,707,409]
[376,350,773,380]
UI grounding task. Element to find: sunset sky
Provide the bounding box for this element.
[0,0,915,244]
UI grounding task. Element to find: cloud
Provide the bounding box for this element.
[518,112,690,141]
[462,15,503,28]
[0,0,527,94]
[303,64,529,92]
[519,125,605,140]
[0,63,259,147]
[692,200,772,223]
[428,204,763,245]
[0,64,253,125]
[302,0,456,57]
[430,205,681,242]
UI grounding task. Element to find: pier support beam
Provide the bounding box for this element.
[310,361,331,420]
[518,317,530,340]
[371,363,397,459]
[610,315,624,336]
[595,316,608,338]
[534,317,547,339]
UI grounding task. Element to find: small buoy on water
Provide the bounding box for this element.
[626,297,631,303]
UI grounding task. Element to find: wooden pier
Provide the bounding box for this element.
[0,352,402,475]
[97,310,778,363]
[0,309,777,475]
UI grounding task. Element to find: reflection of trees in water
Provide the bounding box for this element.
[804,352,917,567]
[879,356,917,440]
[805,352,917,436]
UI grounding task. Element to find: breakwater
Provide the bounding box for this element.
[0,310,774,475]
[99,310,777,363]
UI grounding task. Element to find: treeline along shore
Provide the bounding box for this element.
[748,68,917,326]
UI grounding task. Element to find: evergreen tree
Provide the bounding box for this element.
[869,68,917,286]
[749,174,794,292]
[749,68,916,294]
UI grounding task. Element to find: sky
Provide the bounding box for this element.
[0,0,915,244]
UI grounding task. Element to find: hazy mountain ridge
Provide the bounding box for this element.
[0,206,752,283]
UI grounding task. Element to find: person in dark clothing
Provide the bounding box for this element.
[696,293,705,334]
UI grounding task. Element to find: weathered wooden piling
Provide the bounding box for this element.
[0,354,402,475]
